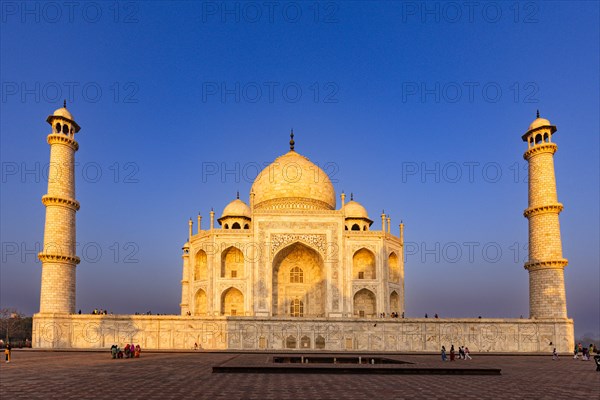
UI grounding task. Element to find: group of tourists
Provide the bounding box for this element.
[572,342,597,360]
[441,345,471,361]
[85,309,109,315]
[110,344,141,359]
[378,312,404,318]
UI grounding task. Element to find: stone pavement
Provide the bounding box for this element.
[0,351,598,399]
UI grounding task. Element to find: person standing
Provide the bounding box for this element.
[450,345,456,361]
[441,346,447,361]
[573,343,579,359]
[111,344,117,359]
[4,343,11,363]
[552,348,559,360]
[464,347,472,360]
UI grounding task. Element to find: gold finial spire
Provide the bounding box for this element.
[289,129,295,151]
[63,99,67,108]
[236,191,239,199]
[536,109,540,118]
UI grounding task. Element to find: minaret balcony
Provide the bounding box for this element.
[523,203,563,218]
[524,258,568,271]
[523,142,557,159]
[38,252,80,265]
[47,133,79,151]
[42,195,80,211]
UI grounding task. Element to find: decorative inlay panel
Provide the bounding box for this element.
[270,233,327,258]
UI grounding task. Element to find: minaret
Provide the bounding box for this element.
[180,241,190,315]
[38,102,81,314]
[522,111,568,319]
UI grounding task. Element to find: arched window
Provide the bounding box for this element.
[62,124,69,134]
[345,226,348,230]
[543,133,549,142]
[300,336,311,348]
[224,223,229,229]
[286,335,297,348]
[535,134,543,144]
[351,224,360,231]
[363,225,367,231]
[290,266,303,283]
[232,222,241,229]
[55,123,61,133]
[243,224,249,229]
[290,298,304,317]
[315,335,326,349]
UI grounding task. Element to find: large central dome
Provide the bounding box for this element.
[251,150,336,210]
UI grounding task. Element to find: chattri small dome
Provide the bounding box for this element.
[220,198,251,219]
[522,111,556,142]
[528,117,551,131]
[46,101,81,133]
[343,200,369,219]
[53,106,74,121]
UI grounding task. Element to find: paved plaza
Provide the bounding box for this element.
[0,350,598,399]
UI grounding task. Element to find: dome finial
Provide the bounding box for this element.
[63,99,67,109]
[236,191,239,199]
[350,192,354,201]
[289,129,295,151]
[536,109,540,118]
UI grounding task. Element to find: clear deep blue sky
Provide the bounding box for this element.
[1,1,598,338]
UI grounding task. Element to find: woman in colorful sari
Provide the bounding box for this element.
[124,343,131,358]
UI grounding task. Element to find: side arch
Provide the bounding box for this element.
[194,250,208,281]
[388,252,400,282]
[354,288,376,317]
[221,246,244,278]
[194,288,207,316]
[221,287,244,316]
[353,248,376,279]
[389,290,400,313]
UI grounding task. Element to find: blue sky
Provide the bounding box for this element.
[1,1,598,338]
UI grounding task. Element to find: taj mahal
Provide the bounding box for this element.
[179,131,404,321]
[32,104,574,352]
